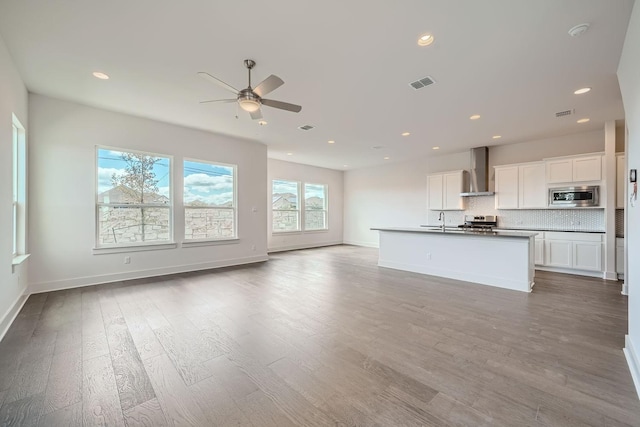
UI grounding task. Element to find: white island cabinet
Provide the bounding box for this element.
[372,227,537,292]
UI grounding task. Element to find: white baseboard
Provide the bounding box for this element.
[342,239,379,248]
[624,335,640,400]
[0,292,29,342]
[622,282,629,295]
[268,241,342,253]
[535,266,603,279]
[603,271,618,281]
[29,255,269,294]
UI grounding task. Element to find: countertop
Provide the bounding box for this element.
[421,225,605,234]
[371,227,538,238]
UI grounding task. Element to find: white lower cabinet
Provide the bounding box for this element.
[534,234,544,265]
[616,238,625,276]
[543,232,603,272]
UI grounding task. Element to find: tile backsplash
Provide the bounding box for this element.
[616,208,624,237]
[426,195,605,232]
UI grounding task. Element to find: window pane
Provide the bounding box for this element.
[98,206,170,244]
[97,148,171,204]
[185,208,234,239]
[184,160,236,240]
[184,161,234,207]
[305,210,326,230]
[304,183,327,230]
[273,180,299,231]
[273,210,299,231]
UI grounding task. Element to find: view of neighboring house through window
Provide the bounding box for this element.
[96,148,171,246]
[184,159,236,240]
[304,183,328,230]
[272,179,300,232]
[12,115,26,257]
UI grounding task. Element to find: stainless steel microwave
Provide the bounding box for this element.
[549,186,599,207]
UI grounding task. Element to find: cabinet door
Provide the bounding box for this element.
[443,172,463,210]
[519,163,547,208]
[534,239,544,265]
[573,156,602,182]
[495,166,519,209]
[546,159,573,184]
[617,155,626,209]
[427,174,443,210]
[616,241,624,274]
[545,240,572,268]
[572,241,602,271]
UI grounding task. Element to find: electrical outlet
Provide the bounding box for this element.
[124,256,131,264]
[426,253,432,260]
[251,245,256,251]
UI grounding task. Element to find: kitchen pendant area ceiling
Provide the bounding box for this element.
[0,0,632,170]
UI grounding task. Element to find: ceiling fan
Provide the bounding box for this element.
[198,59,302,120]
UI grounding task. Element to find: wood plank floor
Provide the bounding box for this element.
[0,245,639,426]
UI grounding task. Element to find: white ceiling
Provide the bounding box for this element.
[0,0,633,170]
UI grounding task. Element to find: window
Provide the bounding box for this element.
[12,115,26,258]
[272,179,300,232]
[96,148,172,247]
[184,160,236,240]
[304,183,328,230]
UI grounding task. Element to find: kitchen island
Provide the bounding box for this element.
[371,227,537,292]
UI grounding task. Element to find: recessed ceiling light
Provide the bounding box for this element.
[470,115,481,120]
[343,164,348,167]
[418,33,434,46]
[92,71,109,80]
[492,135,502,139]
[574,87,591,95]
[432,146,440,150]
[328,140,335,144]
[384,156,390,160]
[258,120,268,126]
[568,23,590,37]
[577,118,590,123]
[401,132,410,137]
[287,152,293,156]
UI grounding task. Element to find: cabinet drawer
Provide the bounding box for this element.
[544,232,603,242]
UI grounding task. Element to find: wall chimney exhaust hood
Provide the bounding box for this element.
[460,146,495,197]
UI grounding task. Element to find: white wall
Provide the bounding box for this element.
[267,158,343,251]
[28,94,268,292]
[344,131,604,248]
[0,35,29,337]
[618,0,640,397]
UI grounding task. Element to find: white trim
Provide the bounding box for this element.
[624,335,640,399]
[622,282,629,295]
[12,253,30,266]
[535,265,603,278]
[182,238,239,248]
[93,242,178,254]
[29,255,269,294]
[343,239,379,248]
[0,292,29,342]
[268,241,342,253]
[603,271,618,281]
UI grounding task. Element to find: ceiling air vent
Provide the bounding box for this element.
[409,76,436,90]
[298,124,314,131]
[555,109,574,118]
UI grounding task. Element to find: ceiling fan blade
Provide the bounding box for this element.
[249,109,263,120]
[197,72,239,95]
[199,99,237,104]
[253,75,284,97]
[262,98,302,113]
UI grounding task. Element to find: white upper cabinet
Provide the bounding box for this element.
[427,171,465,210]
[546,154,602,184]
[494,166,519,209]
[518,162,547,208]
[495,162,546,209]
[617,154,625,209]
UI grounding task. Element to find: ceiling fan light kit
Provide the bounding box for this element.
[199,59,302,119]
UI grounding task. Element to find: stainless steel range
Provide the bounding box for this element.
[458,215,498,231]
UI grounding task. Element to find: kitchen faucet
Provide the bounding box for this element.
[438,211,445,231]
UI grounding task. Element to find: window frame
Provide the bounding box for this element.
[272,179,301,233]
[303,182,329,231]
[12,114,27,264]
[95,146,174,251]
[183,158,238,243]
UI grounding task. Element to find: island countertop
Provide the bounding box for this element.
[371,226,538,239]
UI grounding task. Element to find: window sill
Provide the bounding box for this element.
[304,229,329,233]
[93,242,177,255]
[272,229,329,236]
[182,238,239,248]
[272,230,303,235]
[12,254,30,266]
